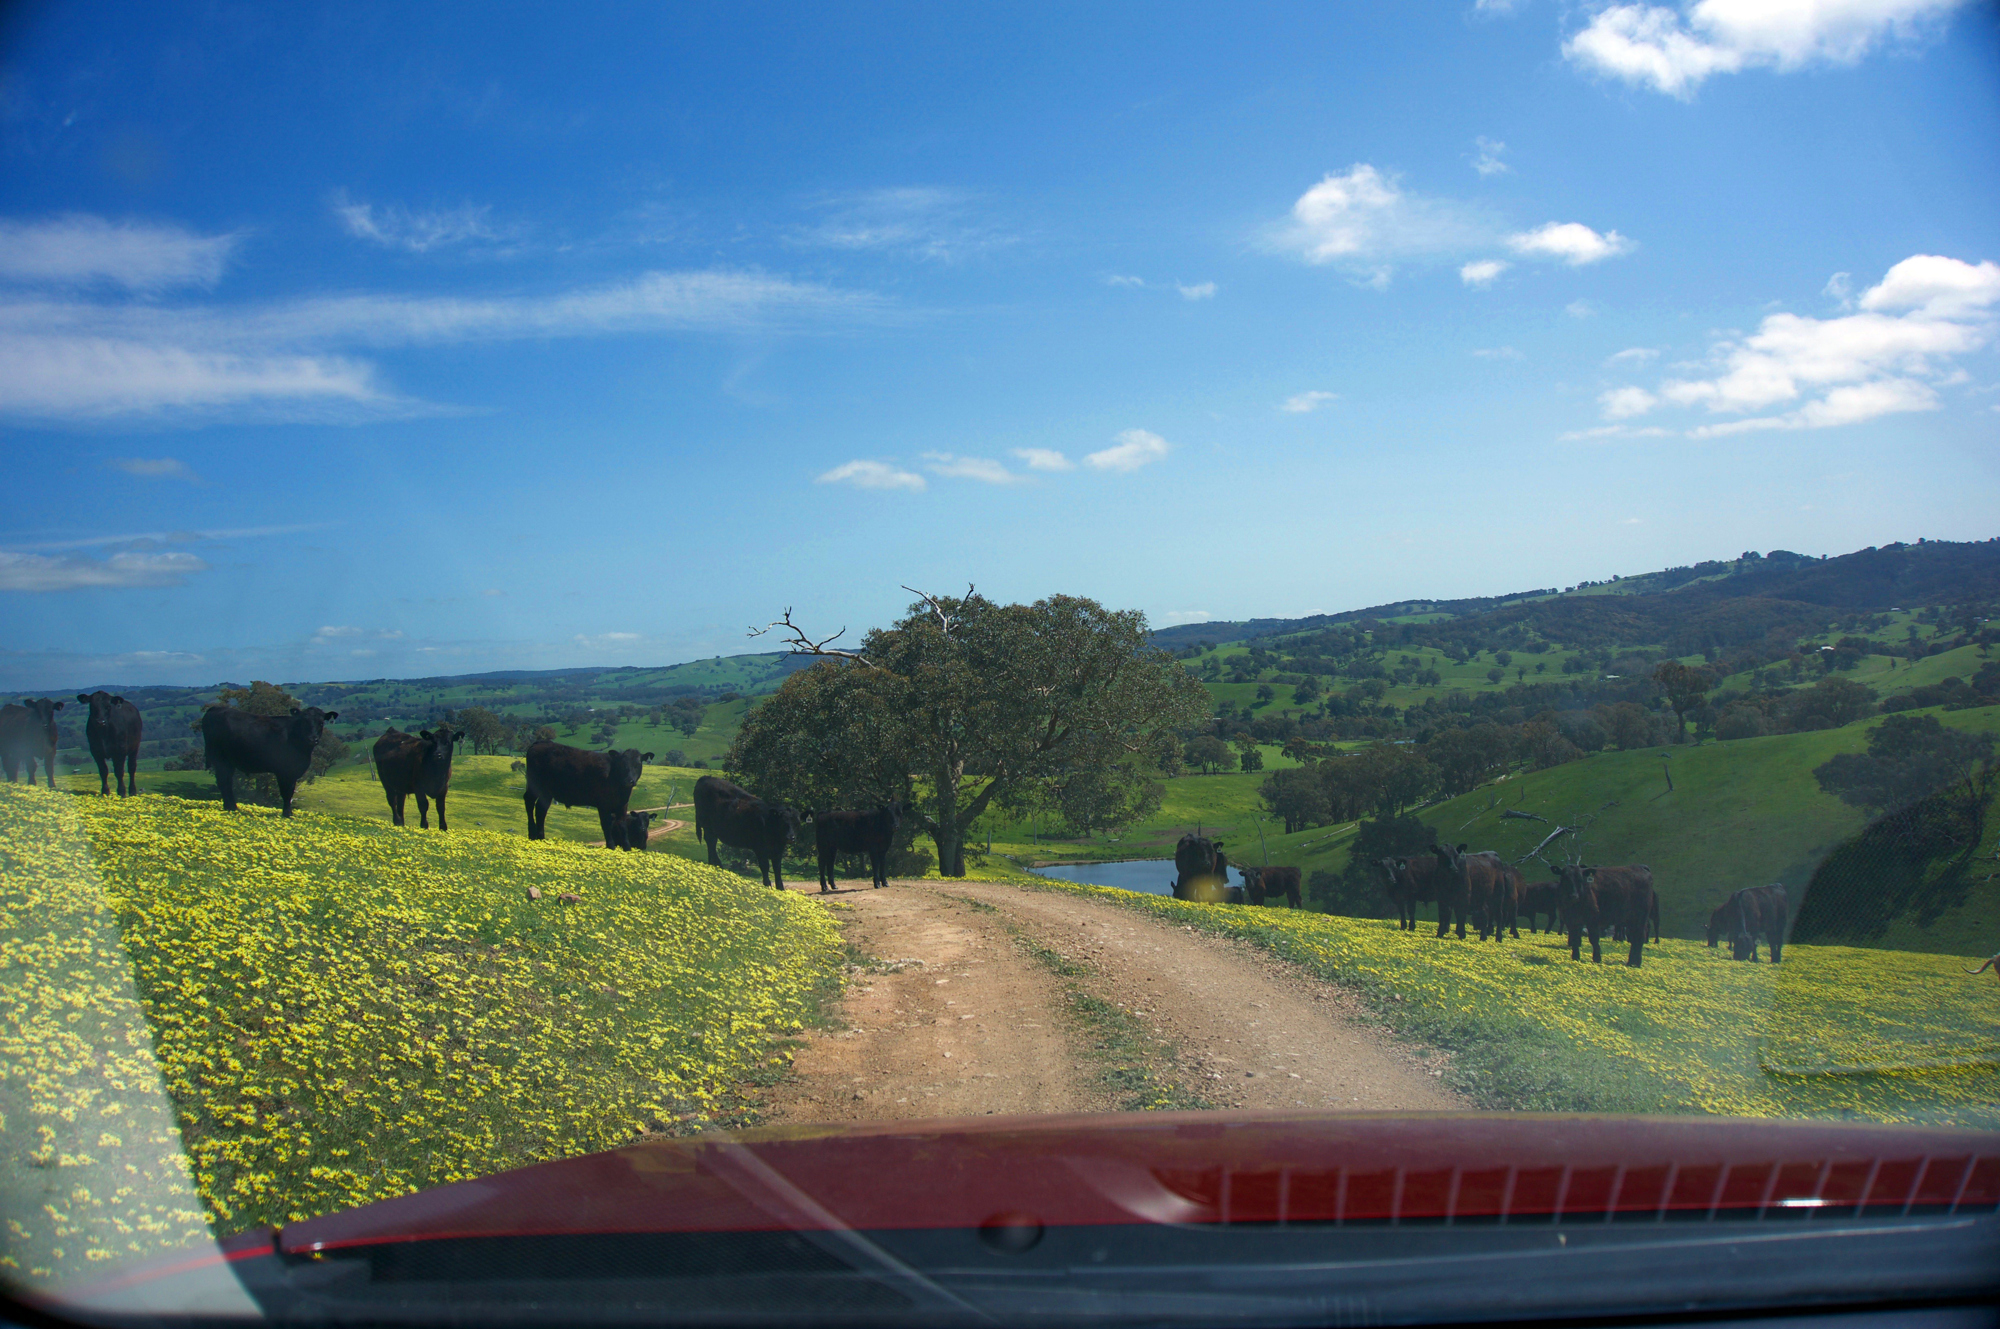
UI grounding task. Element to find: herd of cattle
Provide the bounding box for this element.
[1170,830,1787,968]
[3,692,1793,963]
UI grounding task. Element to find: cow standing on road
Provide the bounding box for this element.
[694,774,802,888]
[1554,863,1656,967]
[373,724,461,830]
[76,691,143,797]
[811,801,906,891]
[0,698,65,789]
[1706,883,1787,963]
[201,704,339,817]
[524,741,654,844]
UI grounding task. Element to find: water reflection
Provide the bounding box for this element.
[1032,858,1247,897]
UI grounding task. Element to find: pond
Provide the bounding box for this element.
[1032,858,1247,897]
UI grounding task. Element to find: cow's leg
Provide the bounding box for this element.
[769,849,785,890]
[524,790,537,838]
[216,763,238,811]
[434,790,447,832]
[416,793,431,829]
[388,790,406,826]
[1436,900,1451,938]
[1627,935,1644,968]
[705,831,721,865]
[1589,926,1604,964]
[278,774,298,817]
[1,755,15,782]
[117,751,132,797]
[1568,923,1583,962]
[41,750,56,790]
[94,751,111,796]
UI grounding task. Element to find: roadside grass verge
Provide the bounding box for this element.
[0,784,847,1263]
[1020,878,2000,1128]
[1013,936,1213,1113]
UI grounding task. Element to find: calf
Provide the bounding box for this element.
[1241,863,1302,909]
[1378,855,1440,931]
[372,724,461,830]
[610,809,655,851]
[694,774,802,888]
[812,801,906,891]
[201,704,339,817]
[523,741,653,844]
[1520,878,1561,934]
[0,698,65,788]
[1554,864,1656,967]
[1706,883,1787,963]
[76,691,143,796]
[1433,841,1506,941]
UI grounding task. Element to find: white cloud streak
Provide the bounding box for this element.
[1565,0,1966,98]
[1280,390,1340,413]
[105,457,203,482]
[1177,281,1218,301]
[1471,137,1510,176]
[333,191,513,253]
[795,187,1007,262]
[1085,429,1171,473]
[1508,222,1631,265]
[0,215,241,290]
[815,459,927,491]
[1460,259,1510,287]
[923,452,1021,484]
[1012,447,1075,472]
[0,550,209,592]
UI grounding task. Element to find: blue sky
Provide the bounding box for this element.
[2,1,1996,688]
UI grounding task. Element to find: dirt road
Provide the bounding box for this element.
[761,878,1466,1125]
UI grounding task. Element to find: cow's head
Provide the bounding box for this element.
[1553,864,1591,909]
[75,690,119,720]
[766,802,803,845]
[287,706,338,747]
[19,698,63,728]
[624,810,655,847]
[420,725,462,764]
[607,748,654,789]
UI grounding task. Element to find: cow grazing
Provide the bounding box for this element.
[524,741,654,844]
[1706,883,1787,963]
[1432,841,1506,941]
[812,801,906,892]
[694,774,802,888]
[1172,834,1230,902]
[76,692,143,797]
[201,705,338,817]
[1554,864,1656,967]
[0,698,65,788]
[1241,864,1302,909]
[611,809,655,851]
[372,724,461,830]
[1378,855,1441,931]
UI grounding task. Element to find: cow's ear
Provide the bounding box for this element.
[77,694,90,704]
[420,730,433,740]
[1457,842,1468,853]
[290,707,302,716]
[52,701,63,711]
[324,711,338,721]
[642,752,655,762]
[112,695,124,704]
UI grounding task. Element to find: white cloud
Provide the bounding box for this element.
[0,215,240,290]
[1012,447,1075,472]
[1104,274,1146,288]
[1602,253,1996,435]
[1471,137,1510,176]
[0,550,208,592]
[313,625,403,642]
[334,192,513,253]
[1508,222,1632,265]
[1475,0,1523,12]
[1564,0,1966,98]
[1600,385,1659,418]
[1606,346,1660,364]
[1280,390,1340,413]
[1156,610,1215,626]
[315,625,365,638]
[0,259,881,423]
[1567,299,1597,318]
[1558,423,1677,440]
[1177,281,1218,301]
[1473,346,1525,360]
[1085,428,1171,473]
[1824,271,1853,306]
[105,457,203,483]
[815,459,927,491]
[923,452,1021,484]
[796,187,1006,262]
[1460,259,1510,287]
[1270,165,1485,272]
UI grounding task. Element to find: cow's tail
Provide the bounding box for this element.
[1650,893,1661,943]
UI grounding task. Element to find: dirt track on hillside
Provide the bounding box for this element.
[760,878,1466,1125]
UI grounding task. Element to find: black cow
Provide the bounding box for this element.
[1432,841,1505,940]
[372,724,461,830]
[694,774,802,888]
[0,698,65,788]
[1706,883,1787,963]
[1241,864,1302,909]
[200,705,338,816]
[523,741,653,843]
[1553,863,1656,967]
[76,692,143,797]
[610,809,655,851]
[812,801,906,891]
[1172,833,1229,902]
[1378,855,1441,931]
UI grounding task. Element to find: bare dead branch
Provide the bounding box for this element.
[1517,824,1575,866]
[1500,808,1548,823]
[748,607,878,668]
[900,583,974,635]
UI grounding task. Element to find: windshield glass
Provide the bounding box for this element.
[2,3,1997,1325]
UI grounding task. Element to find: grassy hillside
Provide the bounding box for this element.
[0,783,846,1281]
[1031,878,2000,1130]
